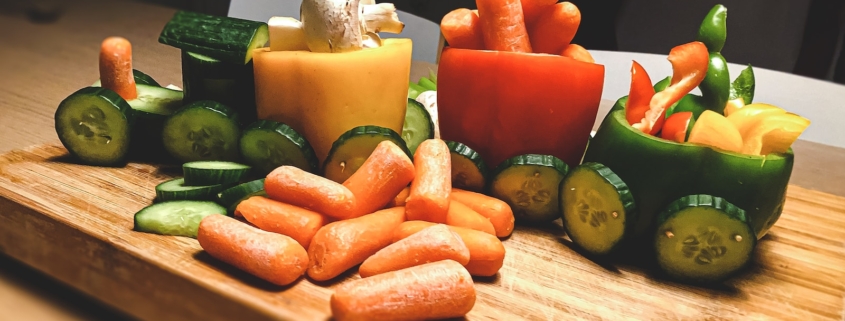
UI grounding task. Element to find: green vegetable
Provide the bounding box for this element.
[162,100,241,163]
[418,77,437,92]
[560,162,636,256]
[133,200,225,238]
[155,178,231,201]
[158,11,269,64]
[584,109,793,239]
[401,99,435,155]
[323,126,410,183]
[54,87,134,166]
[239,120,318,175]
[654,194,755,283]
[217,179,267,216]
[408,82,426,100]
[489,154,569,224]
[696,4,728,53]
[183,161,251,186]
[446,141,488,192]
[729,64,755,103]
[182,51,257,124]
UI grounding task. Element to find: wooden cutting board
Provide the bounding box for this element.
[0,143,843,321]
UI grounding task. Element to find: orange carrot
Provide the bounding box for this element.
[307,207,406,281]
[99,37,137,100]
[446,200,496,236]
[343,140,415,215]
[359,224,470,278]
[528,2,581,54]
[197,214,308,286]
[476,0,533,52]
[235,196,327,248]
[441,8,485,50]
[386,186,410,208]
[265,166,358,220]
[331,260,475,321]
[521,0,559,26]
[450,188,515,237]
[394,221,506,277]
[405,139,451,223]
[561,43,595,63]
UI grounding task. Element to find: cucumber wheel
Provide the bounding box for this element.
[489,154,569,223]
[560,162,636,256]
[161,100,241,163]
[217,179,267,216]
[655,194,756,283]
[183,161,251,186]
[401,99,434,155]
[155,178,231,201]
[239,120,319,175]
[54,87,134,166]
[323,126,410,183]
[133,200,225,238]
[446,141,488,192]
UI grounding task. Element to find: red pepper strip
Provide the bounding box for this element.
[625,61,655,126]
[632,41,709,135]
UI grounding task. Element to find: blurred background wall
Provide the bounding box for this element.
[142,0,845,84]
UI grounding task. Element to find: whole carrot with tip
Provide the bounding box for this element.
[331,260,476,321]
[359,224,470,277]
[197,214,308,286]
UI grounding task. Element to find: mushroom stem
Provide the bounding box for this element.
[300,0,404,53]
[362,3,404,34]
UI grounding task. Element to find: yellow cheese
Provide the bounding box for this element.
[253,38,413,164]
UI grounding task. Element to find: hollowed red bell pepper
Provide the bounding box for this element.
[437,48,605,167]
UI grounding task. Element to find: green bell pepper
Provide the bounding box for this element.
[584,109,793,240]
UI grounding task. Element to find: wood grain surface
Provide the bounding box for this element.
[0,143,843,321]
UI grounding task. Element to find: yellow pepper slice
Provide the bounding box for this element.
[726,103,787,137]
[253,39,413,164]
[723,97,745,116]
[740,113,810,155]
[688,110,743,153]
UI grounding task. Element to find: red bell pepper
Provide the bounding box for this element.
[437,48,605,167]
[625,61,655,126]
[629,41,709,135]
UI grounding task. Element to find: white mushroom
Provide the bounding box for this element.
[268,17,309,51]
[300,0,404,53]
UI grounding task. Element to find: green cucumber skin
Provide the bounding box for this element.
[155,178,232,201]
[324,125,412,164]
[239,120,319,175]
[182,161,252,186]
[560,162,637,256]
[55,87,135,166]
[159,11,268,65]
[181,50,257,124]
[217,179,266,208]
[403,99,435,155]
[133,200,225,238]
[446,141,488,192]
[162,100,241,163]
[490,154,570,224]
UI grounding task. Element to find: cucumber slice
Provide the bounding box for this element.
[217,179,268,216]
[155,177,231,201]
[127,84,184,117]
[655,195,755,283]
[92,69,161,87]
[162,101,241,163]
[446,141,488,192]
[323,126,411,183]
[181,51,256,124]
[490,154,570,223]
[54,87,134,166]
[158,11,269,64]
[133,200,225,238]
[560,162,636,255]
[183,161,251,186]
[402,99,435,155]
[239,120,319,175]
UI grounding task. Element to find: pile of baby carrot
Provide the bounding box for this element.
[196,139,515,320]
[441,0,593,62]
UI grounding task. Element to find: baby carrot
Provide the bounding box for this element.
[197,214,308,286]
[343,140,415,215]
[528,1,581,54]
[359,224,470,278]
[307,207,406,281]
[386,186,410,208]
[441,8,485,50]
[450,188,515,237]
[394,221,506,277]
[561,43,595,63]
[235,196,327,248]
[521,0,559,26]
[476,0,533,52]
[405,139,451,223]
[446,200,496,236]
[265,166,358,220]
[99,37,137,100]
[331,260,476,321]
